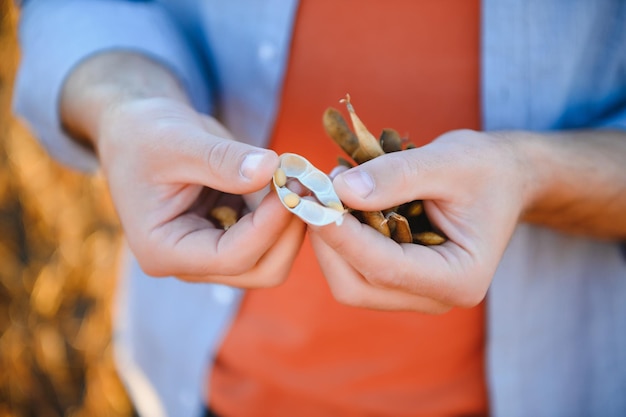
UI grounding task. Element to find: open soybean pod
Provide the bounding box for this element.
[340,94,385,163]
[273,153,346,226]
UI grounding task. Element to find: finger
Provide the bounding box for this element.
[142,106,279,194]
[139,192,299,278]
[164,130,279,194]
[329,164,349,180]
[309,230,451,313]
[332,133,478,210]
[309,214,489,308]
[182,215,306,287]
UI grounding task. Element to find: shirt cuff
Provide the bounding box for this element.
[13,0,212,172]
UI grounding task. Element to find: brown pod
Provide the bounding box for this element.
[340,94,385,163]
[382,206,400,216]
[413,231,446,246]
[337,156,355,169]
[361,210,391,238]
[323,107,360,157]
[210,206,238,230]
[379,128,403,153]
[404,200,424,217]
[321,95,444,246]
[386,212,413,244]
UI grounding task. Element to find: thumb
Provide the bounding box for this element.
[198,114,279,193]
[332,145,458,210]
[105,99,280,194]
[158,125,279,195]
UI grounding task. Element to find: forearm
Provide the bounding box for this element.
[61,51,190,149]
[509,129,626,239]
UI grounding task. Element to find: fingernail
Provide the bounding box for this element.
[240,152,265,180]
[329,165,349,180]
[341,170,374,198]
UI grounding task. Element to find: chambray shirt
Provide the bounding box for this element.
[14,1,626,417]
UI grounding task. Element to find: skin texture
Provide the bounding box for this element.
[61,52,306,287]
[310,129,626,312]
[62,52,626,311]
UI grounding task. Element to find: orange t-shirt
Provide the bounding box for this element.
[209,1,486,416]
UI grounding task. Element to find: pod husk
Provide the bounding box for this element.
[323,95,448,246]
[413,231,446,246]
[379,128,403,153]
[386,212,413,244]
[323,107,360,157]
[340,94,385,163]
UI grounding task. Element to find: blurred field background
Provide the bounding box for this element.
[1,2,135,416]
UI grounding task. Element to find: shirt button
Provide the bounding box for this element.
[258,41,277,62]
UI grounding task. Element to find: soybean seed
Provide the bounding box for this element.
[283,193,301,208]
[326,201,344,212]
[274,168,287,187]
[210,206,238,230]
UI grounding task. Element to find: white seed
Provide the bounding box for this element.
[326,201,344,212]
[273,168,287,187]
[283,193,301,208]
[210,206,238,230]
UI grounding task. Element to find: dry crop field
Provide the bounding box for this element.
[0,3,134,416]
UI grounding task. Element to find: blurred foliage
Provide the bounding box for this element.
[0,2,134,416]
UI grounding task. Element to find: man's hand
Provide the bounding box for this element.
[61,52,305,287]
[309,129,626,312]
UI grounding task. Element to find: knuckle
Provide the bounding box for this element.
[386,152,421,189]
[200,252,254,277]
[252,271,289,288]
[328,283,367,308]
[363,258,415,290]
[449,283,488,309]
[365,267,404,290]
[135,252,171,278]
[127,237,167,277]
[204,140,239,174]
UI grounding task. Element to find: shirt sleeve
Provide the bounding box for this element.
[12,0,212,172]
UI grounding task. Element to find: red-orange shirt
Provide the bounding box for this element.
[210,1,486,416]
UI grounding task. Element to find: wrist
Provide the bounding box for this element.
[489,130,568,221]
[501,131,549,219]
[481,130,542,218]
[495,129,626,238]
[60,51,190,152]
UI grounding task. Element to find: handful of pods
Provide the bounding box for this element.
[322,94,446,246]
